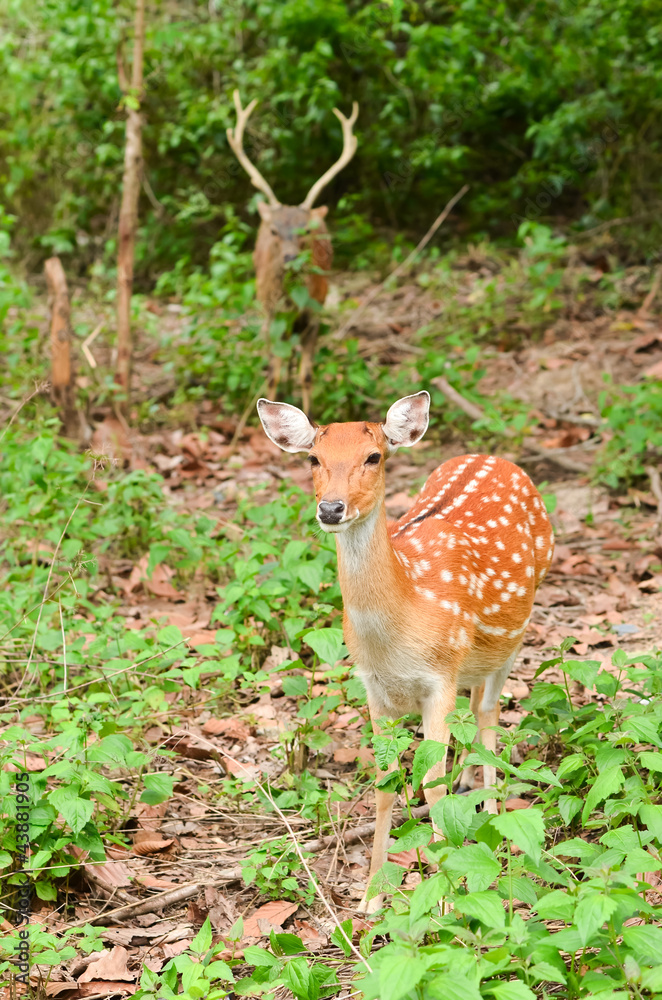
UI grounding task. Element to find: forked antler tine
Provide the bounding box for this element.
[300,101,359,210]
[226,89,280,207]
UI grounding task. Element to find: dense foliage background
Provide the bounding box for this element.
[2,0,662,284]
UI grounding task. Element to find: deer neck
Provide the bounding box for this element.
[334,503,402,612]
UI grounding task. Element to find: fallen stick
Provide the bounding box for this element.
[305,803,430,854]
[332,185,469,342]
[86,871,242,926]
[431,375,594,475]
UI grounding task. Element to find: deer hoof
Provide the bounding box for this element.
[357,892,384,916]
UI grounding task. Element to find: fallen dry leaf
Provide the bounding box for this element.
[505,797,531,811]
[333,747,360,763]
[201,716,251,741]
[132,833,174,856]
[243,900,298,937]
[78,946,133,983]
[84,859,133,890]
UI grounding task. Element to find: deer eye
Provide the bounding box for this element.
[308,455,320,466]
[365,453,381,465]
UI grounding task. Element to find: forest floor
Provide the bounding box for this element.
[3,267,662,998]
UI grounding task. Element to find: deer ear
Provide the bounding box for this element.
[311,205,329,219]
[257,201,273,222]
[382,391,430,452]
[257,399,316,453]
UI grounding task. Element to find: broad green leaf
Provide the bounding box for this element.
[35,880,57,900]
[205,960,235,983]
[562,658,600,689]
[623,924,662,961]
[484,981,536,1000]
[330,918,353,957]
[444,843,500,892]
[641,967,662,993]
[366,861,406,900]
[574,891,618,945]
[430,794,475,847]
[389,822,430,854]
[243,945,279,968]
[409,873,447,922]
[48,786,93,836]
[491,807,545,860]
[446,710,478,746]
[535,889,576,921]
[639,751,662,773]
[558,795,583,825]
[0,850,13,869]
[141,772,174,805]
[282,675,308,697]
[427,972,482,1000]
[303,628,345,665]
[624,715,662,747]
[157,625,184,646]
[582,766,625,822]
[639,803,662,839]
[378,953,426,1000]
[555,753,586,780]
[529,961,567,985]
[271,933,304,955]
[454,890,506,928]
[411,740,448,792]
[191,917,212,955]
[281,956,319,1000]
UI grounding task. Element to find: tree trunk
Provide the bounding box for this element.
[45,256,78,437]
[115,0,146,410]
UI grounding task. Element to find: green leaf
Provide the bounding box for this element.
[563,658,601,689]
[409,873,446,922]
[191,916,213,955]
[271,933,304,955]
[444,843,500,892]
[282,675,309,697]
[226,916,243,942]
[639,751,662,773]
[624,715,662,747]
[639,803,662,839]
[303,628,345,665]
[302,728,331,751]
[454,890,506,928]
[582,766,625,821]
[243,945,279,968]
[205,960,235,983]
[555,753,586,780]
[141,773,174,805]
[366,861,406,900]
[411,740,448,792]
[48,786,94,835]
[430,794,475,847]
[389,820,430,854]
[484,981,536,1000]
[535,889,576,921]
[35,880,57,900]
[426,972,482,1000]
[0,850,13,869]
[281,956,319,1000]
[378,953,426,1000]
[157,625,184,646]
[558,795,583,825]
[529,961,567,985]
[330,918,353,957]
[446,710,478,746]
[623,924,662,962]
[574,891,618,945]
[491,807,545,860]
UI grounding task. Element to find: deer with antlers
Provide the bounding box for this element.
[257,390,554,912]
[227,90,358,416]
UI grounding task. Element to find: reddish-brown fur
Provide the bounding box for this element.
[257,392,554,913]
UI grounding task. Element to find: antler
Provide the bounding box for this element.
[226,89,280,207]
[300,102,359,210]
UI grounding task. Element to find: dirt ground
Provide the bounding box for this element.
[8,274,662,997]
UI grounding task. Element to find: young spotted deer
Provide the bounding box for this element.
[227,91,358,415]
[258,390,554,912]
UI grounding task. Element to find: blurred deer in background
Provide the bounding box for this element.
[227,90,358,416]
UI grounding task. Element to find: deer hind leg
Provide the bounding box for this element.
[299,319,318,418]
[358,701,397,916]
[476,653,517,814]
[457,683,484,792]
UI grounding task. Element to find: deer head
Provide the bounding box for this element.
[227,90,358,300]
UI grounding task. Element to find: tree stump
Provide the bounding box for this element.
[45,256,78,437]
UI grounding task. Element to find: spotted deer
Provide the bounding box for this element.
[257,390,554,912]
[227,91,358,416]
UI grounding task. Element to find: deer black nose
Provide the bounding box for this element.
[318,500,346,524]
[283,252,297,263]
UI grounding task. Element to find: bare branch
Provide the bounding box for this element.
[226,90,280,207]
[300,101,359,210]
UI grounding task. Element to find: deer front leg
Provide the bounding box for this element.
[299,319,319,418]
[456,684,483,792]
[421,687,456,829]
[358,703,397,916]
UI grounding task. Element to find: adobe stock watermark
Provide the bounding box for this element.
[511,118,620,229]
[11,772,32,987]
